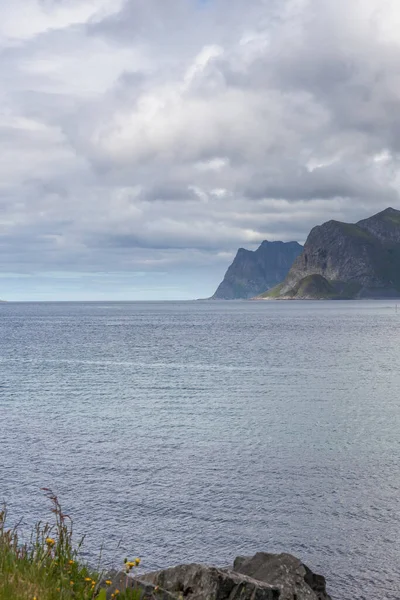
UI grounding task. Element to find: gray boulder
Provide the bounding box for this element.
[137,563,280,600]
[101,553,332,600]
[101,570,177,600]
[233,553,332,600]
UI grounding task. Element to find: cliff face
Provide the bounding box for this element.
[211,241,303,299]
[261,207,400,299]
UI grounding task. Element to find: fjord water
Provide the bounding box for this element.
[1,301,399,599]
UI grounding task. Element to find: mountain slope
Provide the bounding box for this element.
[259,207,400,299]
[211,240,303,299]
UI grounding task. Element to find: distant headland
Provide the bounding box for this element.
[211,207,400,300]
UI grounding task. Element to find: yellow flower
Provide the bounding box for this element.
[115,591,120,596]
[85,577,92,582]
[135,558,141,566]
[105,580,112,585]
[68,559,74,565]
[70,581,74,586]
[45,537,55,547]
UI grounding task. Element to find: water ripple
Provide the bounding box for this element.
[1,300,400,600]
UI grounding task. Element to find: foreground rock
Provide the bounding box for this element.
[233,553,331,600]
[139,563,280,600]
[102,553,331,600]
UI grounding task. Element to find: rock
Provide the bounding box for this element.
[233,553,332,600]
[257,207,400,299]
[101,570,178,600]
[136,563,280,600]
[211,241,302,299]
[100,554,331,600]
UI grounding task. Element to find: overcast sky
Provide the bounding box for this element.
[1,0,400,300]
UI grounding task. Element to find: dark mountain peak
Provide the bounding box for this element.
[357,206,400,223]
[211,240,302,299]
[261,207,400,300]
[357,206,400,243]
[372,206,399,216]
[259,240,283,246]
[257,240,300,251]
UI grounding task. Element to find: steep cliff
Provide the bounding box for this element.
[259,207,400,299]
[211,241,303,299]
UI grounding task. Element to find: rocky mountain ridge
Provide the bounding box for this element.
[258,207,400,300]
[211,241,303,299]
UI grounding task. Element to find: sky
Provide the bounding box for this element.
[1,0,400,300]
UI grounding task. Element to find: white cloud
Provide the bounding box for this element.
[1,0,400,298]
[0,0,123,42]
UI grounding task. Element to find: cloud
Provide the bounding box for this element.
[1,0,400,298]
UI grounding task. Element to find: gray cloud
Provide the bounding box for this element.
[1,0,400,298]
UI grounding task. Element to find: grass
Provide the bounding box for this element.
[257,282,284,298]
[291,274,335,298]
[380,208,400,226]
[334,221,376,241]
[261,275,364,300]
[0,490,142,600]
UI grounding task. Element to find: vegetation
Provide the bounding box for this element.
[381,209,400,226]
[290,274,336,298]
[261,275,363,300]
[258,283,284,299]
[0,490,141,600]
[334,221,376,241]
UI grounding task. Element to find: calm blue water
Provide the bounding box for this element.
[1,301,400,599]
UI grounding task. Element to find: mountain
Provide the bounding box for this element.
[211,240,303,299]
[258,207,400,300]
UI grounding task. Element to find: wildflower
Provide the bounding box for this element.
[70,581,74,586]
[45,537,55,547]
[115,591,120,596]
[85,577,92,582]
[68,559,74,565]
[135,558,141,566]
[105,580,112,585]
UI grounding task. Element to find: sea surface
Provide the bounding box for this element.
[1,301,400,599]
